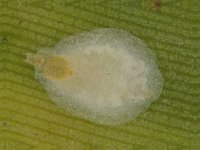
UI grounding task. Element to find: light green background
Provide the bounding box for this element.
[0,0,199,149]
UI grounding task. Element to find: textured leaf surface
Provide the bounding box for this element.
[0,0,199,149]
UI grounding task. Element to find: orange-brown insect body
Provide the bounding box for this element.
[25,53,73,80]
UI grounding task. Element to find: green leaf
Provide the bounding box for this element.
[0,0,199,149]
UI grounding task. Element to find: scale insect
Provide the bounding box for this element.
[26,28,163,125]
